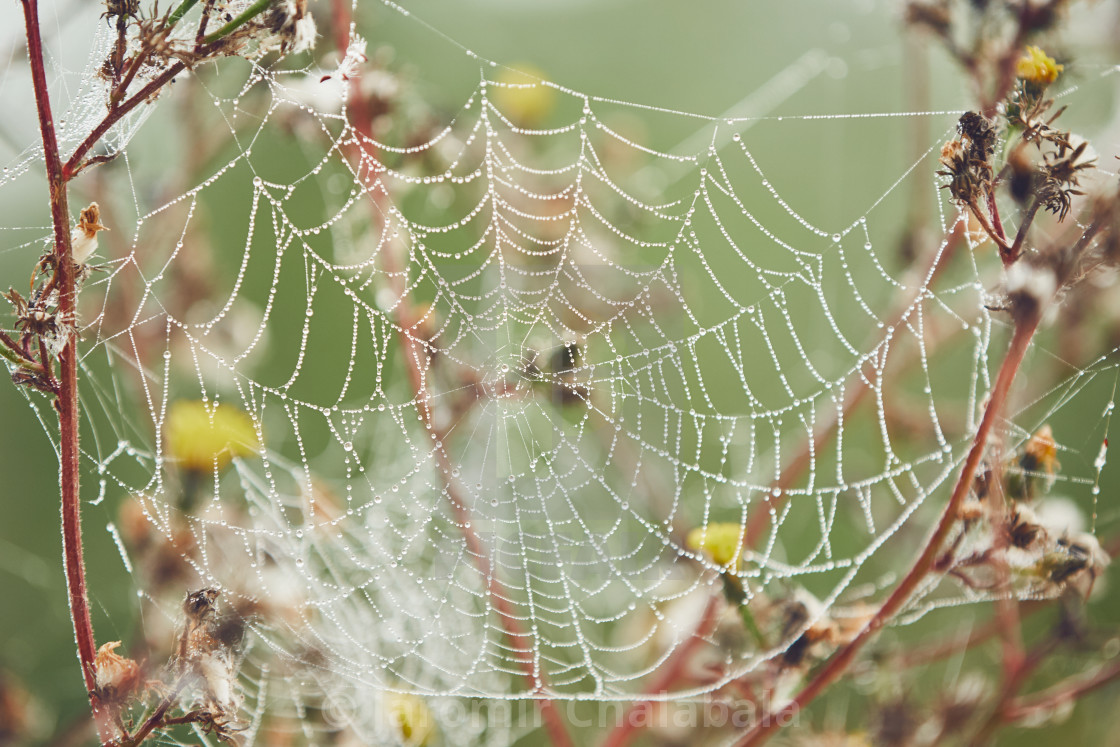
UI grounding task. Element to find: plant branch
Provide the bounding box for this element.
[1002,657,1120,723]
[0,329,47,372]
[64,62,185,180]
[1009,194,1043,261]
[967,198,1014,259]
[166,0,201,28]
[19,0,109,741]
[735,302,1043,746]
[201,0,273,45]
[114,678,190,747]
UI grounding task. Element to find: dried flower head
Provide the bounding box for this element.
[175,588,244,732]
[938,112,998,206]
[1017,45,1063,85]
[92,640,144,710]
[72,202,108,265]
[1034,531,1110,596]
[1038,136,1094,222]
[1008,503,1046,549]
[101,0,139,25]
[4,286,71,357]
[265,0,317,55]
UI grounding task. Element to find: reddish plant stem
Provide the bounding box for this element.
[735,307,1042,747]
[63,61,186,180]
[969,636,1055,745]
[1002,657,1120,722]
[599,595,721,747]
[897,599,1050,671]
[19,0,111,742]
[327,4,572,744]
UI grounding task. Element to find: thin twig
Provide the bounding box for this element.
[736,303,1043,746]
[969,633,1058,744]
[64,61,185,180]
[1009,195,1043,261]
[1002,657,1120,723]
[983,448,1025,677]
[968,198,1014,258]
[114,678,194,747]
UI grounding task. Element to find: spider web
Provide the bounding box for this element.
[2,0,1119,743]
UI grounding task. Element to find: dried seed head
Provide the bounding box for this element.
[72,202,108,265]
[1008,503,1046,549]
[91,641,144,709]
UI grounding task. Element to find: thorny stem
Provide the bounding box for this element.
[327,3,573,744]
[19,0,110,741]
[736,305,1043,747]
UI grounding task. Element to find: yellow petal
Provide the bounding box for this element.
[686,522,744,570]
[166,400,260,472]
[385,693,434,746]
[492,64,555,127]
[1016,46,1062,84]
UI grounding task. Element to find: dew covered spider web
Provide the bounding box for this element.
[3,0,1120,743]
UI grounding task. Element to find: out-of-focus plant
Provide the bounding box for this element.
[6,0,315,743]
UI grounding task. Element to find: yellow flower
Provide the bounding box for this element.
[1016,46,1063,85]
[491,64,555,127]
[166,400,260,472]
[686,522,744,571]
[385,693,434,746]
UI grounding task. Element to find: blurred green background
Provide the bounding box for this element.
[2,0,1120,744]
